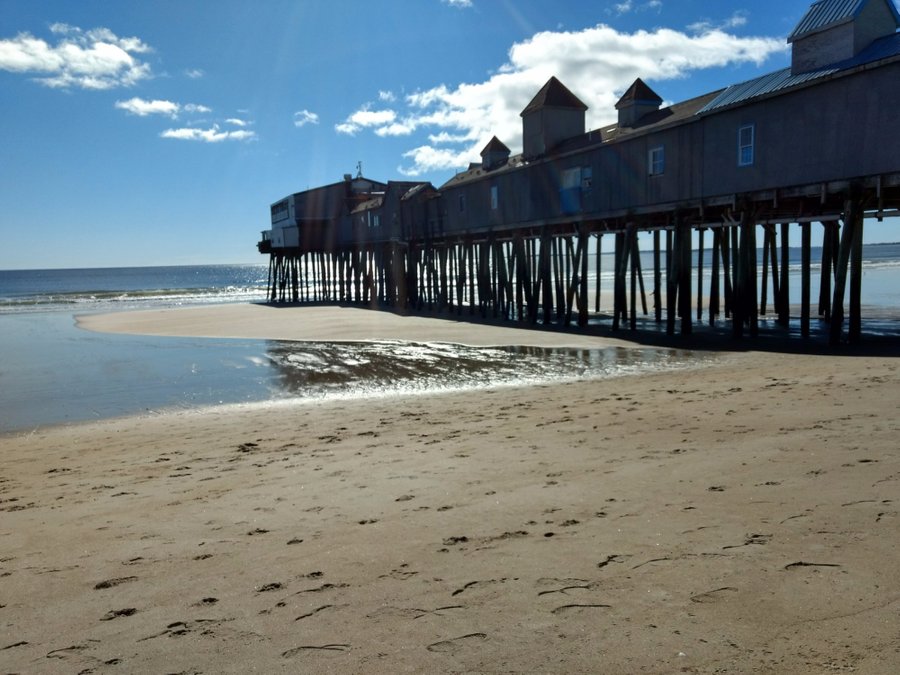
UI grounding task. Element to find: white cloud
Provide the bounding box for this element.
[689,11,749,34]
[608,1,663,16]
[115,97,211,118]
[345,21,785,175]
[160,124,257,143]
[378,89,396,102]
[184,68,204,79]
[182,103,212,114]
[334,107,397,135]
[0,23,152,89]
[442,0,473,8]
[226,117,249,127]
[293,109,319,127]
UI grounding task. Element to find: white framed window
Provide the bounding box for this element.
[490,185,498,210]
[738,124,755,166]
[649,146,665,176]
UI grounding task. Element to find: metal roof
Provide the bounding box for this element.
[698,30,900,113]
[789,0,900,41]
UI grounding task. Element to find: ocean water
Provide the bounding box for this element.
[0,264,706,433]
[1,246,898,433]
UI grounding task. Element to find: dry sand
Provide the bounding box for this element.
[3,304,899,673]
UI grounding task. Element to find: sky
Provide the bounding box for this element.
[1,0,897,269]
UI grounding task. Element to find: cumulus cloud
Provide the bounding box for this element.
[160,124,257,143]
[115,97,211,118]
[337,21,785,175]
[293,109,319,127]
[0,23,152,89]
[442,0,473,7]
[226,117,250,127]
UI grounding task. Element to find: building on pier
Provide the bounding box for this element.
[258,0,900,343]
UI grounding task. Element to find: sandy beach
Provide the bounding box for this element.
[2,305,899,673]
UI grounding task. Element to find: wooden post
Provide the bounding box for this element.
[768,226,780,318]
[679,221,692,336]
[732,221,744,338]
[819,221,834,319]
[801,222,811,338]
[778,223,790,327]
[696,228,704,321]
[849,208,864,344]
[760,225,770,315]
[578,229,589,327]
[709,228,720,326]
[747,218,758,338]
[653,229,662,323]
[613,231,626,331]
[595,234,602,313]
[628,225,638,330]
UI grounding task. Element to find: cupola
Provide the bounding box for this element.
[615,78,663,128]
[520,76,588,160]
[480,136,511,170]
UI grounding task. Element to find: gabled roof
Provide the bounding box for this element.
[481,136,510,155]
[615,78,663,109]
[788,0,900,42]
[520,76,588,116]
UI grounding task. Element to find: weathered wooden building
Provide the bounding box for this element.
[259,0,900,343]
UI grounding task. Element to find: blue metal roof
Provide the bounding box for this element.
[789,0,900,41]
[698,31,900,113]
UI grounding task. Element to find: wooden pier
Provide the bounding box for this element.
[259,1,900,345]
[263,176,899,345]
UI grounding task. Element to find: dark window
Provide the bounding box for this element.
[649,146,665,176]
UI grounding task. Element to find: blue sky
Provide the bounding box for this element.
[1,0,896,269]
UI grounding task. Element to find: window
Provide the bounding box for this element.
[458,194,466,213]
[738,124,755,166]
[561,167,581,190]
[490,185,498,210]
[270,199,289,223]
[649,146,665,176]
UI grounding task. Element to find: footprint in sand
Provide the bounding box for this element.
[426,633,488,653]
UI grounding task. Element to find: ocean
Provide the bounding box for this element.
[1,246,899,433]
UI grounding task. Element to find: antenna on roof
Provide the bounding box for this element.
[356,161,363,178]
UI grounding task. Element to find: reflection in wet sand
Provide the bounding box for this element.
[262,341,710,400]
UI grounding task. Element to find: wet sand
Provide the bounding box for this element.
[2,304,899,673]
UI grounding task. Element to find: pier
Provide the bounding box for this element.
[258,0,900,345]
